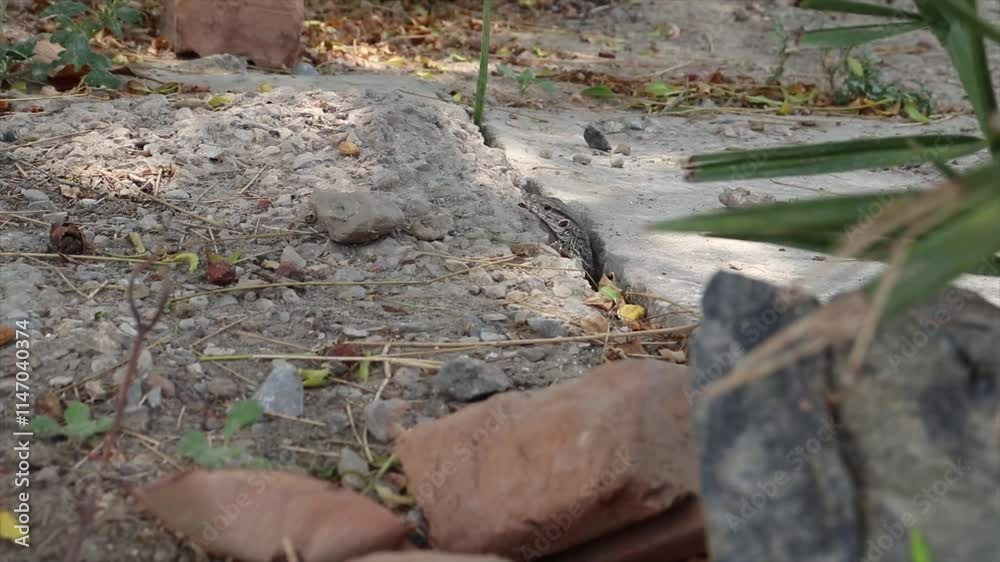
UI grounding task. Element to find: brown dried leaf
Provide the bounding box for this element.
[579,315,610,335]
[658,348,687,364]
[49,222,90,255]
[36,391,63,419]
[134,470,411,562]
[205,261,239,286]
[0,325,14,347]
[339,141,360,157]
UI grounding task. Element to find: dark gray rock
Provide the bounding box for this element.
[338,446,369,490]
[527,316,568,338]
[433,357,512,402]
[583,124,611,151]
[690,271,1000,562]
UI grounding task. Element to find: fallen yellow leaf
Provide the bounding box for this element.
[0,510,28,545]
[618,304,646,321]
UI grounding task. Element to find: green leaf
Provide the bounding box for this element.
[116,6,144,25]
[797,21,928,49]
[176,431,210,458]
[28,416,62,437]
[599,285,622,301]
[932,0,1000,44]
[913,1,998,151]
[537,79,557,93]
[903,98,931,123]
[796,0,922,19]
[41,0,90,20]
[496,63,514,78]
[650,191,919,240]
[909,528,933,562]
[207,94,233,109]
[301,367,331,388]
[63,401,91,426]
[354,352,372,382]
[685,134,986,182]
[874,186,1000,320]
[5,37,38,60]
[83,68,120,88]
[581,85,615,98]
[223,400,264,440]
[645,82,676,97]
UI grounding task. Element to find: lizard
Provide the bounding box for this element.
[520,192,601,288]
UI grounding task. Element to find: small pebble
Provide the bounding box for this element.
[253,361,304,417]
[338,447,369,490]
[610,155,625,168]
[572,154,592,165]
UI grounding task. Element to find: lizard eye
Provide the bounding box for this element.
[557,219,570,228]
[542,204,552,211]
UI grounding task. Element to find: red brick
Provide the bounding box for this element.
[160,0,303,69]
[395,360,700,561]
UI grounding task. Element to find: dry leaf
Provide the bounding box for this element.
[134,470,410,562]
[205,261,238,286]
[580,315,610,334]
[0,325,13,347]
[339,141,361,157]
[617,339,647,356]
[583,292,615,312]
[36,391,63,419]
[49,222,90,254]
[658,348,687,364]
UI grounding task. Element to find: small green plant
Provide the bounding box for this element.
[835,51,932,121]
[909,528,933,562]
[177,399,266,469]
[496,63,556,96]
[472,0,494,127]
[30,401,112,441]
[0,0,141,89]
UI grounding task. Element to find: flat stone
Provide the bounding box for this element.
[311,190,405,244]
[527,316,567,338]
[363,399,409,443]
[253,361,303,416]
[433,357,511,402]
[396,359,698,559]
[338,446,370,490]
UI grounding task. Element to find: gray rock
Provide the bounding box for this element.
[311,190,404,244]
[253,361,303,417]
[433,357,512,402]
[527,316,568,338]
[690,271,1000,562]
[478,330,507,342]
[163,189,191,200]
[280,245,307,270]
[481,313,508,323]
[461,315,485,338]
[292,62,319,75]
[572,154,592,165]
[519,346,549,362]
[719,186,777,209]
[363,399,408,443]
[483,285,507,299]
[342,326,369,338]
[583,124,611,151]
[205,377,239,399]
[338,447,369,490]
[610,155,625,168]
[20,188,50,202]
